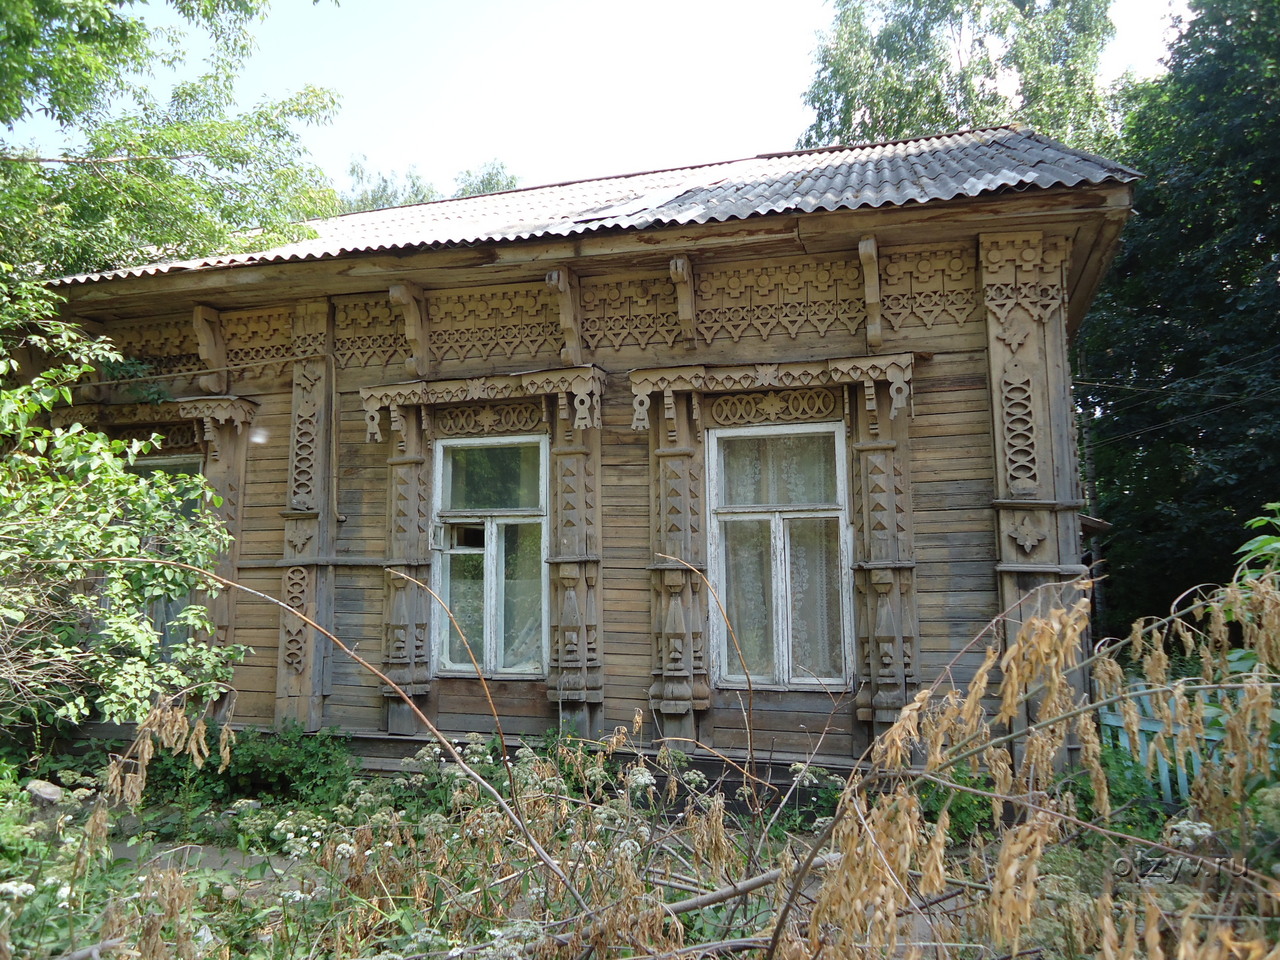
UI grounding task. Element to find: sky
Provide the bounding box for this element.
[23,0,1191,195]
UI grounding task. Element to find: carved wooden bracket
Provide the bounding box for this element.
[389,281,431,379]
[858,237,883,350]
[360,365,605,442]
[628,354,914,432]
[546,268,583,366]
[669,255,697,349]
[192,305,227,394]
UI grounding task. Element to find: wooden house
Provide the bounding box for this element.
[53,126,1137,766]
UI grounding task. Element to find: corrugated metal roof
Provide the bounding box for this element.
[55,125,1140,286]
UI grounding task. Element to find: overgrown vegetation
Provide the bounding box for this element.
[5,523,1280,956]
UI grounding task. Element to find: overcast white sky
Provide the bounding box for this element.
[23,0,1191,194]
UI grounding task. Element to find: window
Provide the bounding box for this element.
[433,436,548,677]
[128,455,205,655]
[707,424,852,687]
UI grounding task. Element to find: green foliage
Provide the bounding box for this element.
[1077,0,1280,633]
[145,722,356,816]
[338,154,441,213]
[1,1,339,278]
[920,761,992,840]
[1238,502,1280,576]
[452,159,518,198]
[800,0,1116,151]
[1069,744,1167,842]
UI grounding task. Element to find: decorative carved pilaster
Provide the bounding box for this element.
[644,392,709,745]
[381,404,432,735]
[981,233,1088,696]
[547,413,603,736]
[277,298,335,731]
[849,382,918,732]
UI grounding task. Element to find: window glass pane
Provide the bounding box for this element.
[721,519,775,680]
[720,433,836,506]
[499,522,543,673]
[446,444,541,510]
[443,552,484,669]
[787,517,843,680]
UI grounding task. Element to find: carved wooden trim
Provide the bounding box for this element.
[628,354,913,432]
[669,256,696,348]
[580,275,681,351]
[192,305,227,394]
[859,237,883,349]
[222,306,294,382]
[545,268,584,366]
[692,256,866,345]
[881,244,979,331]
[434,400,545,437]
[277,298,334,731]
[389,282,430,379]
[360,365,605,442]
[706,388,838,426]
[50,397,256,461]
[423,282,558,364]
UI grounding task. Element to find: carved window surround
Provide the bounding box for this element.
[359,365,606,443]
[50,397,257,460]
[627,354,914,434]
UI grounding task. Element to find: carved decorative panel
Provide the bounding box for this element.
[707,388,838,426]
[435,400,545,437]
[223,307,293,381]
[281,565,310,675]
[50,398,256,460]
[423,285,559,363]
[693,258,866,344]
[580,277,682,350]
[113,318,201,376]
[1000,360,1039,496]
[361,365,604,442]
[880,245,979,331]
[629,355,913,432]
[334,298,410,369]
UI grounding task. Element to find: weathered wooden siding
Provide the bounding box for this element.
[72,215,1096,766]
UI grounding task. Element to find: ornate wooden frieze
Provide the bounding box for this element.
[112,317,202,381]
[693,257,866,345]
[628,354,913,434]
[277,298,334,731]
[547,414,603,732]
[880,244,980,331]
[360,365,605,443]
[707,388,839,426]
[222,306,294,382]
[579,275,682,351]
[642,392,709,744]
[423,283,559,364]
[50,397,256,461]
[849,381,919,732]
[334,297,410,370]
[434,399,544,437]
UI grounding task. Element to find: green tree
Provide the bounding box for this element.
[0,1,337,747]
[339,154,441,214]
[453,159,518,198]
[799,0,1115,151]
[1076,0,1280,633]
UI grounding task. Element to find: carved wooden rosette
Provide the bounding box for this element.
[629,354,916,743]
[277,299,335,731]
[980,232,1087,629]
[359,366,605,732]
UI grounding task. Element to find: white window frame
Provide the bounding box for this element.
[706,422,855,690]
[431,434,550,679]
